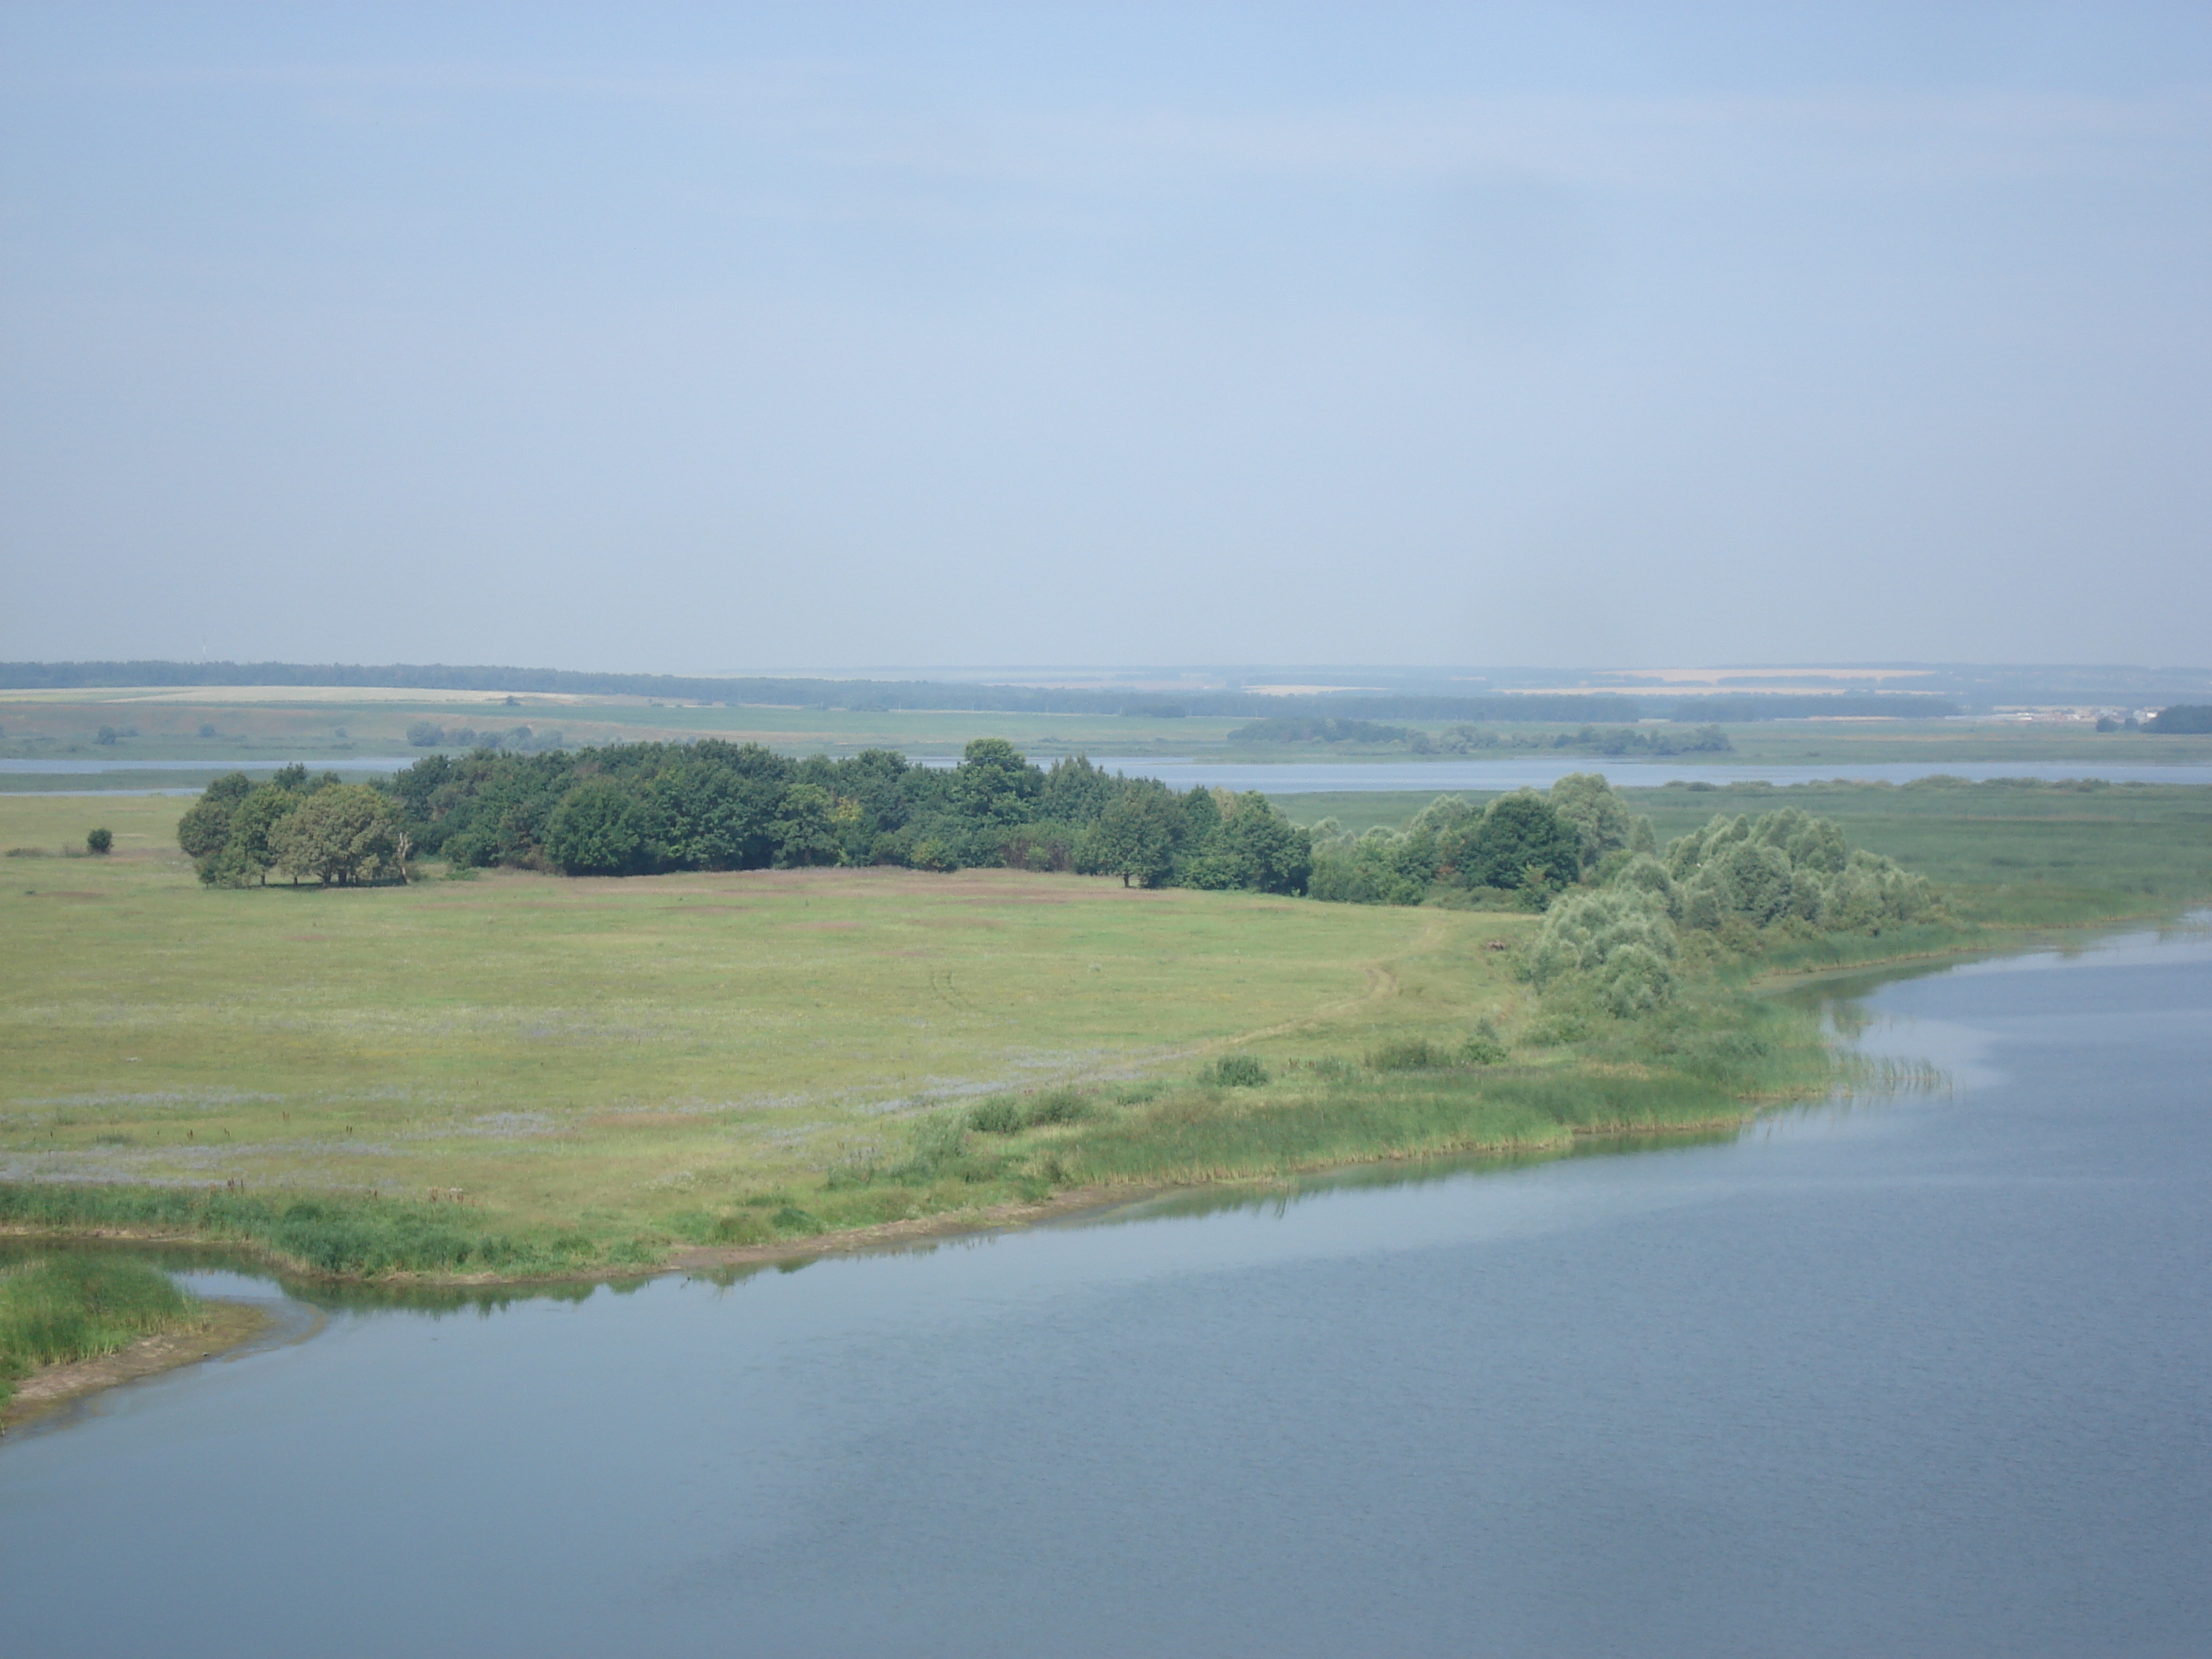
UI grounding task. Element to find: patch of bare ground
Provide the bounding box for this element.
[2,1301,273,1434]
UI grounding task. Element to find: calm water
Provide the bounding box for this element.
[3,925,2209,1657]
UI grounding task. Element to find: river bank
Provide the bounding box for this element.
[0,901,2192,1470]
[0,1299,273,1434]
[0,959,1983,1287]
[3,905,2190,1291]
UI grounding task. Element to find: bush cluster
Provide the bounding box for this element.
[1309,773,1654,906]
[1229,719,1733,757]
[1523,805,1942,1016]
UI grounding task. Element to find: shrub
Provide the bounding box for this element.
[967,1096,1029,1134]
[1203,1055,1269,1088]
[969,1089,1093,1133]
[85,828,112,855]
[1026,1088,1091,1124]
[709,1212,775,1246]
[1367,1038,1449,1071]
[1525,886,1681,1016]
[1459,1035,1508,1065]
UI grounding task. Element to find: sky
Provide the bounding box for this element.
[2,3,2207,673]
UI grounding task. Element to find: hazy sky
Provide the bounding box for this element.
[3,4,2207,672]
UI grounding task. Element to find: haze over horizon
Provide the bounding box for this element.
[4,4,2208,674]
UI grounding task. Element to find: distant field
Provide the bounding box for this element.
[0,693,1238,773]
[8,687,2209,782]
[0,794,1525,1247]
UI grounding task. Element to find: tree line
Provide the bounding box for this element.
[174,745,1940,986]
[2144,704,2212,734]
[177,740,1313,893]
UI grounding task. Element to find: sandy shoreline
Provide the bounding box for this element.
[2,1301,275,1435]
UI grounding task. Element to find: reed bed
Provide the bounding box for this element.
[0,1253,203,1414]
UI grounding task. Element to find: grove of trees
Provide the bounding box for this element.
[1306,774,1657,906]
[178,766,410,887]
[357,738,1312,893]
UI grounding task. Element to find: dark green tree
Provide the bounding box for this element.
[269,784,403,886]
[1450,790,1582,894]
[176,771,253,861]
[769,783,845,867]
[1083,788,1180,887]
[545,781,647,875]
[952,738,1042,827]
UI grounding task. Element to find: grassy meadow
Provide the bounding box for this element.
[4,792,1617,1274]
[7,775,2203,1281]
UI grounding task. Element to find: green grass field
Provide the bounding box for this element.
[2,793,1562,1267]
[7,778,2202,1280]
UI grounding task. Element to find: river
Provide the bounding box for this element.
[2,922,2208,1657]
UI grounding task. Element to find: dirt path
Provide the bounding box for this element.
[1211,906,1458,1052]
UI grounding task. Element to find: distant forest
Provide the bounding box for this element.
[1229,716,1734,755]
[2145,705,2212,734]
[4,659,1977,723]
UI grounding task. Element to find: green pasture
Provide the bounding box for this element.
[1714,721,2212,766]
[1,794,1547,1263]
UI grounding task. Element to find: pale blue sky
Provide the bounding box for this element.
[3,3,2207,672]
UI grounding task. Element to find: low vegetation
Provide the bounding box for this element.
[0,1253,205,1415]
